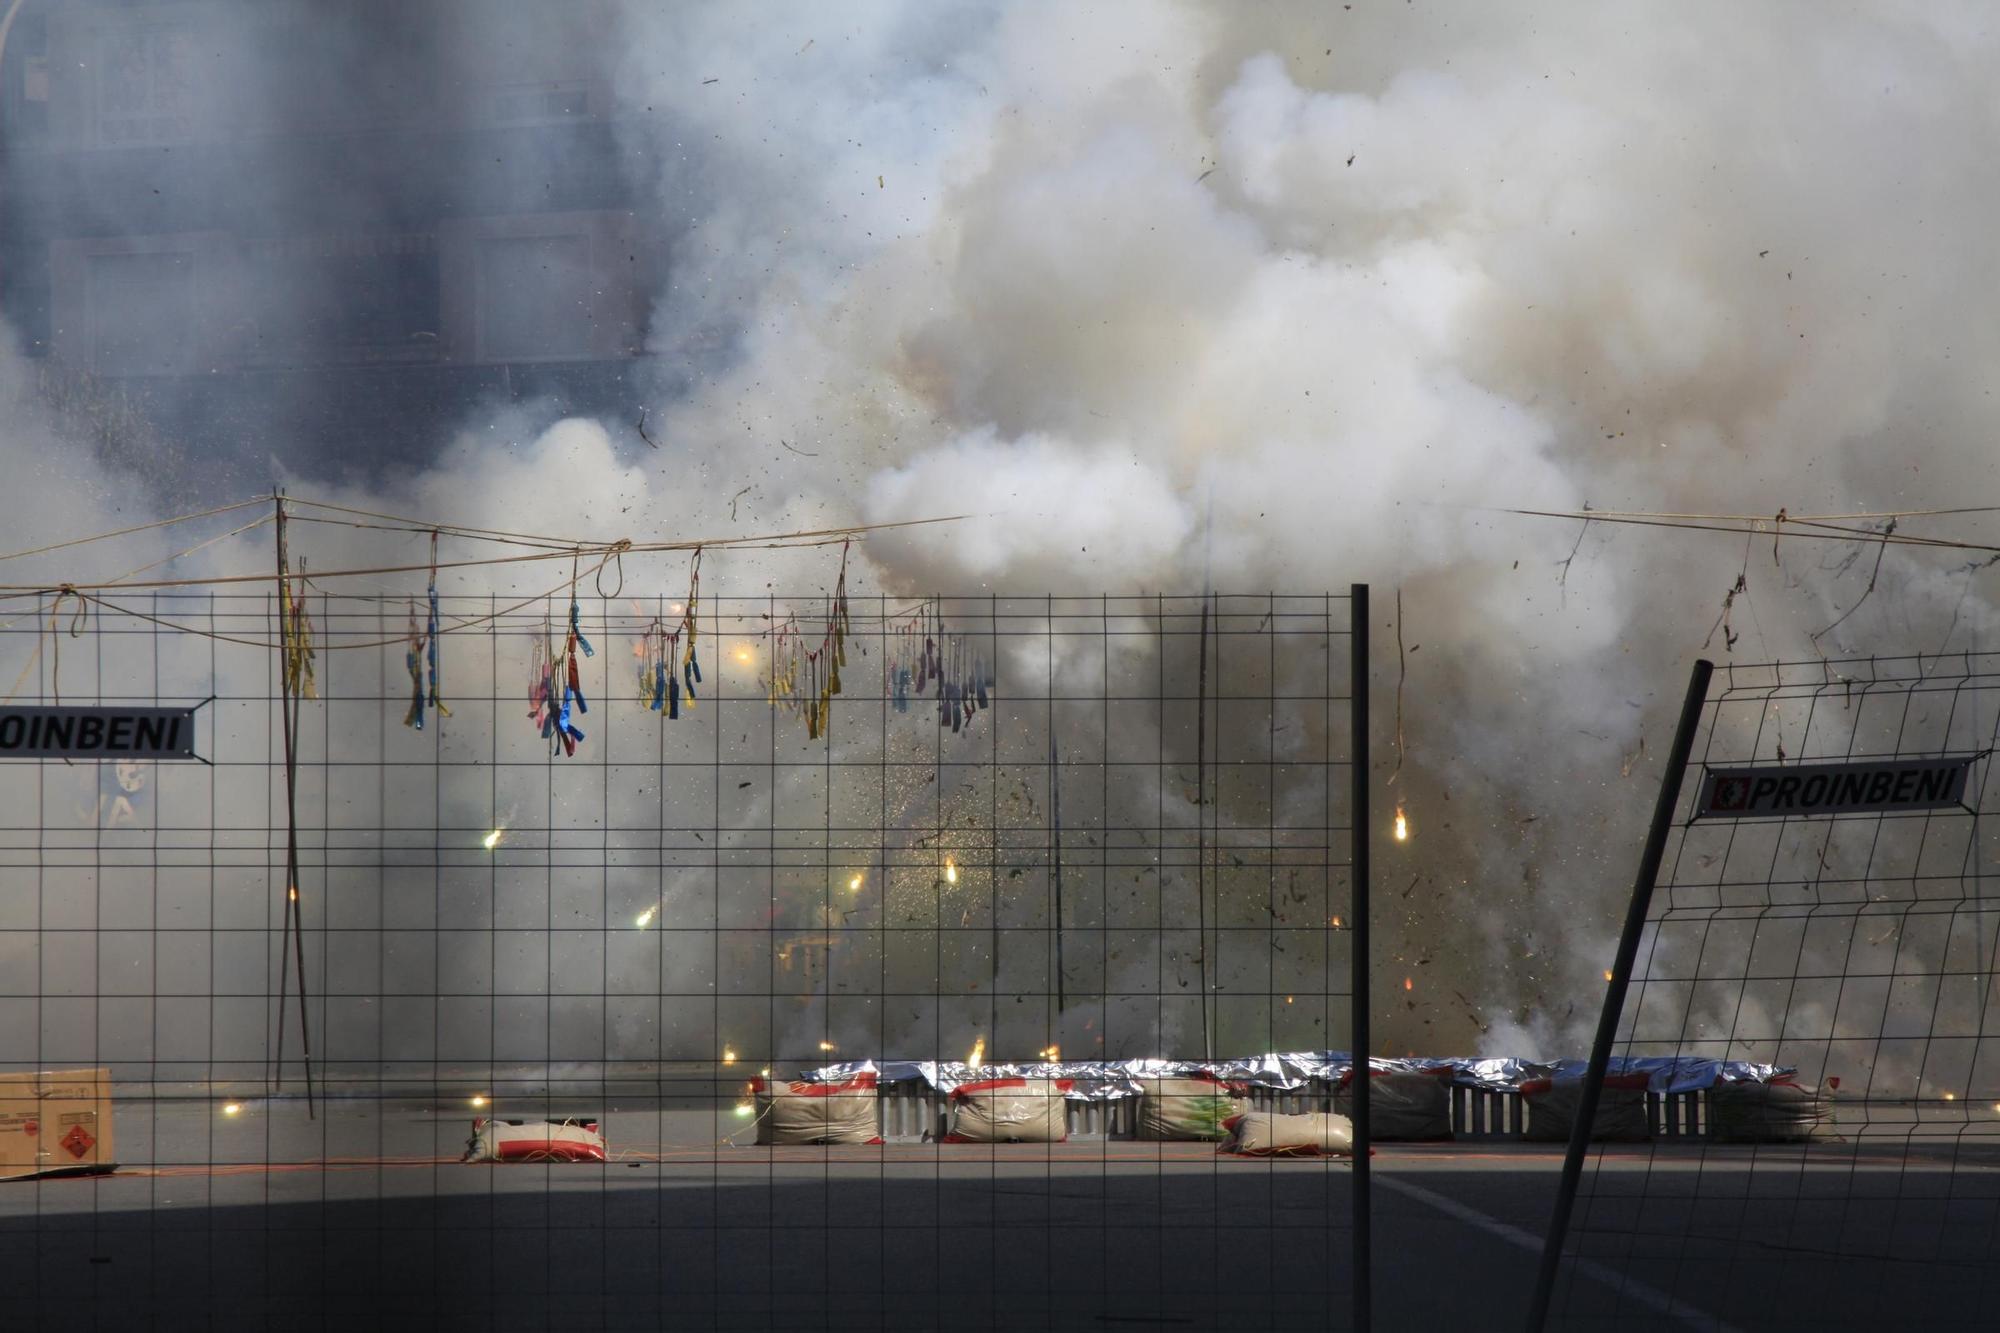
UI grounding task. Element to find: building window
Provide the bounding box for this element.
[476,234,593,362]
[96,25,199,147]
[87,251,194,376]
[489,83,591,124]
[239,238,442,366]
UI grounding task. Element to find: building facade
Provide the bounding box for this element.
[1,0,668,472]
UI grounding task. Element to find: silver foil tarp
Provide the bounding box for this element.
[805,1053,1793,1099]
[807,1053,1349,1100]
[1544,1057,1790,1093]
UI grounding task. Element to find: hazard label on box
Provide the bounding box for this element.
[22,1121,36,1137]
[60,1124,95,1159]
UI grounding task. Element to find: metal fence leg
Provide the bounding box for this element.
[1524,659,1712,1331]
[1350,584,1372,1331]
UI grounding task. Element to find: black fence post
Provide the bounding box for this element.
[1350,584,1371,1331]
[1524,657,1713,1331]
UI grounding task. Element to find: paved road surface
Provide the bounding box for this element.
[3,1098,1996,1331]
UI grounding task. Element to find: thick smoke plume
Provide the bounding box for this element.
[6,1,2000,1080]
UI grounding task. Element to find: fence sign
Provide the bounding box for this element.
[0,706,200,761]
[1694,755,1976,820]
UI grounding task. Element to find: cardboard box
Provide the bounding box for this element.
[0,1068,116,1181]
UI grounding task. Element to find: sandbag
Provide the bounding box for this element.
[1333,1068,1454,1141]
[1138,1075,1248,1141]
[753,1073,882,1145]
[943,1078,1072,1143]
[1709,1078,1834,1143]
[1522,1074,1650,1142]
[1220,1110,1356,1157]
[462,1117,607,1163]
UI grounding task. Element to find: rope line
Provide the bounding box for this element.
[0,496,270,566]
[0,513,966,594]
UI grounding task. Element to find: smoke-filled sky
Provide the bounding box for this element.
[5,0,2000,1072]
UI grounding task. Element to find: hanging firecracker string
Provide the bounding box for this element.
[810,540,853,736]
[402,599,426,730]
[426,531,450,722]
[765,615,800,712]
[677,547,702,710]
[882,598,990,736]
[401,535,450,731]
[887,613,913,714]
[281,562,318,702]
[527,623,552,737]
[526,562,593,757]
[530,607,585,756]
[636,617,662,708]
[555,565,594,754]
[636,616,684,719]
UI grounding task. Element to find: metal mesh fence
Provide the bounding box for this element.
[0,586,1363,1329]
[1545,653,2000,1330]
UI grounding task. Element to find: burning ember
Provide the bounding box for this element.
[967,1036,985,1067]
[1393,807,1409,842]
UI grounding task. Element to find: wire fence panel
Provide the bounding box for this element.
[1544,653,2000,1331]
[0,585,1364,1330]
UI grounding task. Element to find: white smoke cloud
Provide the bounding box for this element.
[8,0,2000,1076]
[596,0,2000,1062]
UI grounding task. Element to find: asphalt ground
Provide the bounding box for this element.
[3,1099,1998,1332]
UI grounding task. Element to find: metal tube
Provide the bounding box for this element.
[272,492,316,1119]
[1052,731,1064,1014]
[1196,594,1211,1061]
[1349,583,1371,1332]
[1524,657,1713,1331]
[272,495,291,1093]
